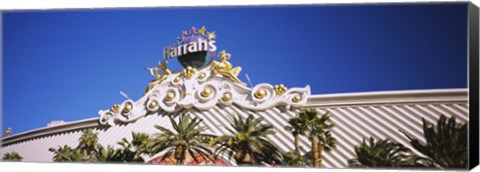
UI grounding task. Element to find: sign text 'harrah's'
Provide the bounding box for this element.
[163,37,216,59]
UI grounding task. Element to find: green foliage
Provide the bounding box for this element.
[49,145,83,161]
[2,151,23,161]
[50,129,117,162]
[284,116,307,137]
[291,109,337,167]
[349,115,468,169]
[402,115,468,169]
[211,113,281,165]
[50,129,154,163]
[282,151,305,167]
[299,109,337,152]
[284,116,307,155]
[94,144,121,162]
[148,113,213,164]
[348,137,415,168]
[116,132,153,162]
[78,129,98,154]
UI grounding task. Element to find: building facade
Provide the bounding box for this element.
[0,61,469,167]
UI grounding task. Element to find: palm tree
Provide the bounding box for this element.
[348,137,415,167]
[49,145,83,162]
[282,151,305,167]
[298,109,337,167]
[148,113,213,164]
[93,144,120,162]
[117,132,152,162]
[402,115,468,169]
[284,117,307,155]
[77,129,99,158]
[2,151,23,161]
[49,129,108,162]
[211,113,281,165]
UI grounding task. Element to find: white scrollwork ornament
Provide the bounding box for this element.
[98,65,311,126]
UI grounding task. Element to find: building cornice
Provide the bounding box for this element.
[1,117,99,146]
[305,88,468,108]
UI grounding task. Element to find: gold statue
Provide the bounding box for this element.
[144,61,172,94]
[211,50,245,85]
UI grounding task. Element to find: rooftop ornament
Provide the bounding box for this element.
[98,26,311,126]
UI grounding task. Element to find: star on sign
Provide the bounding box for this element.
[207,32,216,40]
[182,31,187,39]
[197,26,206,35]
[190,26,196,35]
[219,50,231,59]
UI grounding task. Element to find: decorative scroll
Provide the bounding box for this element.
[99,65,310,126]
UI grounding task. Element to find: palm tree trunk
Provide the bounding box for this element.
[294,134,300,155]
[235,145,254,165]
[311,136,320,167]
[318,144,323,167]
[175,145,185,164]
[177,158,183,164]
[235,149,247,165]
[248,149,255,165]
[176,150,185,164]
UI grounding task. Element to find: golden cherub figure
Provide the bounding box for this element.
[211,50,245,85]
[4,127,12,136]
[144,61,172,94]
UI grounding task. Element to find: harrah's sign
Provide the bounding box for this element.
[163,26,217,60]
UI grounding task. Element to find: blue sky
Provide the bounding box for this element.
[2,3,468,134]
